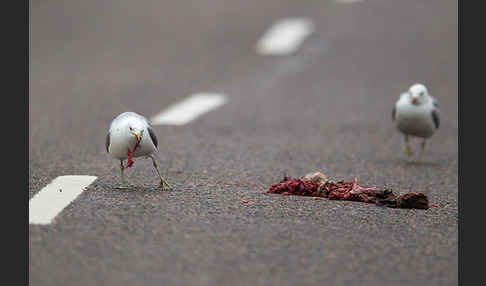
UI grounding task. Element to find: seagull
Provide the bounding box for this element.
[392,83,440,162]
[105,112,172,190]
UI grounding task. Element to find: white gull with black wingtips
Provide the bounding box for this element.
[106,112,172,189]
[392,83,440,161]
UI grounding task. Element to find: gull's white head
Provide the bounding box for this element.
[117,117,145,143]
[128,125,144,143]
[407,83,429,106]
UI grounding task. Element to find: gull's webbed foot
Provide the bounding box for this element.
[159,179,173,191]
[115,185,129,190]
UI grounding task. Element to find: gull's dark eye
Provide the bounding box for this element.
[419,92,424,97]
[129,126,133,131]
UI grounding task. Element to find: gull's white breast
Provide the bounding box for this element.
[394,99,436,138]
[108,127,157,160]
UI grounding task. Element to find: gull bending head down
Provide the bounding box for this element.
[105,112,172,190]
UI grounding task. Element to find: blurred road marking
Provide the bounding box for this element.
[151,93,227,125]
[29,175,97,225]
[256,18,314,55]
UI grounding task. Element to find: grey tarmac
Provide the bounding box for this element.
[30,0,458,285]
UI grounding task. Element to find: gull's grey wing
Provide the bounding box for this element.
[431,95,438,108]
[148,126,158,148]
[393,92,408,121]
[431,109,440,129]
[105,132,110,153]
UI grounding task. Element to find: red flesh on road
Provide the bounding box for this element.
[267,175,435,210]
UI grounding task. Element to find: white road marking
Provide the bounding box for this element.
[29,175,97,225]
[256,18,314,55]
[150,93,227,126]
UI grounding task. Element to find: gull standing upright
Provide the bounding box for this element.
[106,112,173,190]
[392,83,440,162]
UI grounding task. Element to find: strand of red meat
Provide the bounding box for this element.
[124,140,141,169]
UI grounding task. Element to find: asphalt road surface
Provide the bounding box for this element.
[29,0,458,285]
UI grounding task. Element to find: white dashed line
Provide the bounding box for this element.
[256,18,314,55]
[150,93,227,126]
[29,175,97,225]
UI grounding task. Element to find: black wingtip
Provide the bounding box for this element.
[148,127,158,148]
[105,132,110,153]
[432,110,440,129]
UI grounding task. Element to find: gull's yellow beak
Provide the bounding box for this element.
[411,97,418,104]
[134,133,141,143]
